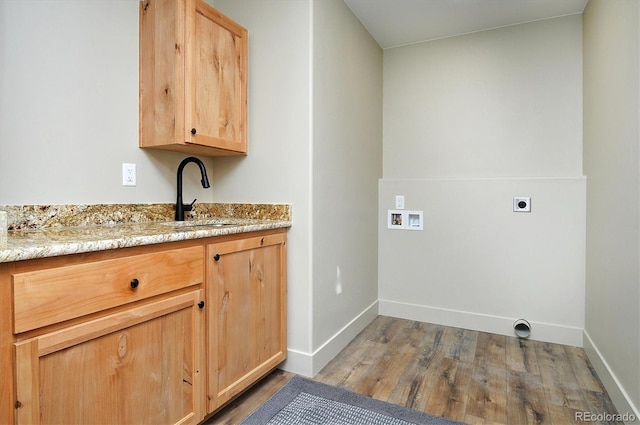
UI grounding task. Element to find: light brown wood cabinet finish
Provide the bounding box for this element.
[139,0,248,156]
[15,290,206,425]
[207,233,287,412]
[13,246,203,333]
[1,230,287,425]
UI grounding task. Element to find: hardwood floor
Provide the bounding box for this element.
[206,316,622,425]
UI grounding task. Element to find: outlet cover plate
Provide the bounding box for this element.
[122,163,137,186]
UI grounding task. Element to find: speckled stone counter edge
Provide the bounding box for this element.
[0,211,7,249]
[0,203,291,230]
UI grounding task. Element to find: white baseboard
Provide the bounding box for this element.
[281,298,586,375]
[378,299,584,347]
[279,301,378,377]
[583,330,640,424]
[279,348,314,377]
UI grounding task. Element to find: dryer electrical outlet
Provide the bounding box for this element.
[513,197,531,212]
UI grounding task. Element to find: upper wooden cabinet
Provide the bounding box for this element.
[139,0,248,156]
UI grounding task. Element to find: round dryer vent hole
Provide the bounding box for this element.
[513,319,531,338]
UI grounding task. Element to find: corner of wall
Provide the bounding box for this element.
[583,330,640,423]
[279,301,378,377]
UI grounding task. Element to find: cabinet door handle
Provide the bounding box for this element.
[213,254,220,261]
[191,128,197,135]
[130,278,140,289]
[198,300,205,309]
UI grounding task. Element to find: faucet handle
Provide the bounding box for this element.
[184,199,197,212]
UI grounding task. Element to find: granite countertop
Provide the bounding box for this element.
[0,203,292,263]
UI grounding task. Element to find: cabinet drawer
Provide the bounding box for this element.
[13,246,204,333]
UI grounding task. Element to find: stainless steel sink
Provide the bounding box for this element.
[159,220,238,230]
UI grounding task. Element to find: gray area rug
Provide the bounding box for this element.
[241,375,465,425]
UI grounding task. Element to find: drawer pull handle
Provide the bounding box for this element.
[198,301,205,309]
[213,254,220,261]
[191,128,197,135]
[130,278,140,289]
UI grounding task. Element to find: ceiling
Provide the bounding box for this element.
[343,0,589,49]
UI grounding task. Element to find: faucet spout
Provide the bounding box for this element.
[176,156,211,221]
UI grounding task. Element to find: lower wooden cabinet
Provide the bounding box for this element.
[14,289,206,425]
[206,231,287,411]
[1,230,287,424]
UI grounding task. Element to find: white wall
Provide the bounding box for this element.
[383,15,583,179]
[379,15,586,346]
[583,0,640,418]
[311,0,382,364]
[383,16,582,179]
[0,0,213,205]
[379,177,585,345]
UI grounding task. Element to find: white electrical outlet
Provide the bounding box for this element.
[513,197,531,212]
[395,195,405,210]
[122,163,137,186]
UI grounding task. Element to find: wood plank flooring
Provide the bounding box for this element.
[206,316,622,425]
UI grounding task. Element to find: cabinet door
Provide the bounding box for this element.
[14,290,206,425]
[185,0,248,154]
[207,233,287,411]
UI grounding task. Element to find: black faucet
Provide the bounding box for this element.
[175,157,210,221]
